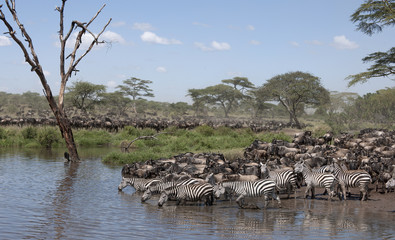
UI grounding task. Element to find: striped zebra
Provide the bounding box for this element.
[118,177,161,192]
[260,163,298,199]
[332,162,371,201]
[158,183,214,207]
[293,161,338,200]
[141,178,202,202]
[213,179,281,208]
[311,164,336,195]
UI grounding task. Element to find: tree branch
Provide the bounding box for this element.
[123,132,170,151]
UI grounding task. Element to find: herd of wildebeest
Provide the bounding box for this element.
[119,127,395,208]
[1,115,393,207]
[0,115,301,132]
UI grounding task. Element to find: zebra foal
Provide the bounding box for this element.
[213,179,281,208]
[158,183,214,207]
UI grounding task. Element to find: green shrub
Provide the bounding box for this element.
[0,127,6,139]
[36,127,61,148]
[21,126,38,139]
[74,129,112,146]
[195,125,215,137]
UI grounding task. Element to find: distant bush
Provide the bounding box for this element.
[37,127,61,148]
[195,125,215,137]
[0,127,6,139]
[21,126,38,139]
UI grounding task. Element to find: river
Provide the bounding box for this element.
[0,148,394,240]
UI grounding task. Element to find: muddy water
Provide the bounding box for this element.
[0,149,394,240]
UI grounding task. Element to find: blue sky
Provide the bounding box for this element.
[0,0,394,103]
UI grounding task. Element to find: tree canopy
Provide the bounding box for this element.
[347,0,395,86]
[259,71,330,128]
[117,77,154,113]
[67,80,106,113]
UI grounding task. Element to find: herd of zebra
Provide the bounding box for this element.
[118,160,373,208]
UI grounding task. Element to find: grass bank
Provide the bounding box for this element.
[0,125,292,165]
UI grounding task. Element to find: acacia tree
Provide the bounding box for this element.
[117,77,154,114]
[67,81,106,113]
[347,0,395,86]
[260,71,330,128]
[0,0,111,161]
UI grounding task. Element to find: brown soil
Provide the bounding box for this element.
[295,185,395,212]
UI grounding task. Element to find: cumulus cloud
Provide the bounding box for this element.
[43,70,51,77]
[195,41,231,51]
[290,41,300,47]
[107,80,117,88]
[133,23,154,31]
[0,36,12,46]
[156,66,167,73]
[141,31,182,45]
[247,25,255,31]
[332,35,359,49]
[60,31,126,49]
[249,40,261,45]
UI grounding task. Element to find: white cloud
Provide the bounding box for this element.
[43,70,51,77]
[60,31,126,49]
[141,31,182,45]
[102,31,126,44]
[133,23,154,31]
[107,80,117,88]
[332,35,359,49]
[290,41,300,47]
[0,36,12,46]
[247,25,255,31]
[212,41,231,51]
[156,66,167,73]
[195,41,231,51]
[249,40,261,45]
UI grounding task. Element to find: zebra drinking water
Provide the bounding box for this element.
[141,178,202,202]
[260,162,298,199]
[213,179,281,208]
[293,161,338,200]
[158,183,214,207]
[118,177,161,192]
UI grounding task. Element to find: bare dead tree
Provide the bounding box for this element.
[0,0,112,161]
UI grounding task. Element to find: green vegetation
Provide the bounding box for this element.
[0,125,292,165]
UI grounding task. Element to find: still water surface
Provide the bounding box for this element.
[0,148,394,239]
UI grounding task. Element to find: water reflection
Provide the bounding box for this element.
[0,150,394,240]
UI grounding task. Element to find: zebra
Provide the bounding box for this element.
[331,162,372,201]
[293,161,338,200]
[260,162,298,199]
[141,178,202,202]
[118,177,161,192]
[158,183,214,207]
[311,163,336,195]
[213,179,281,208]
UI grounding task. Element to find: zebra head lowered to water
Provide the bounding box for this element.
[118,177,161,192]
[157,183,214,207]
[213,179,281,209]
[141,178,202,202]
